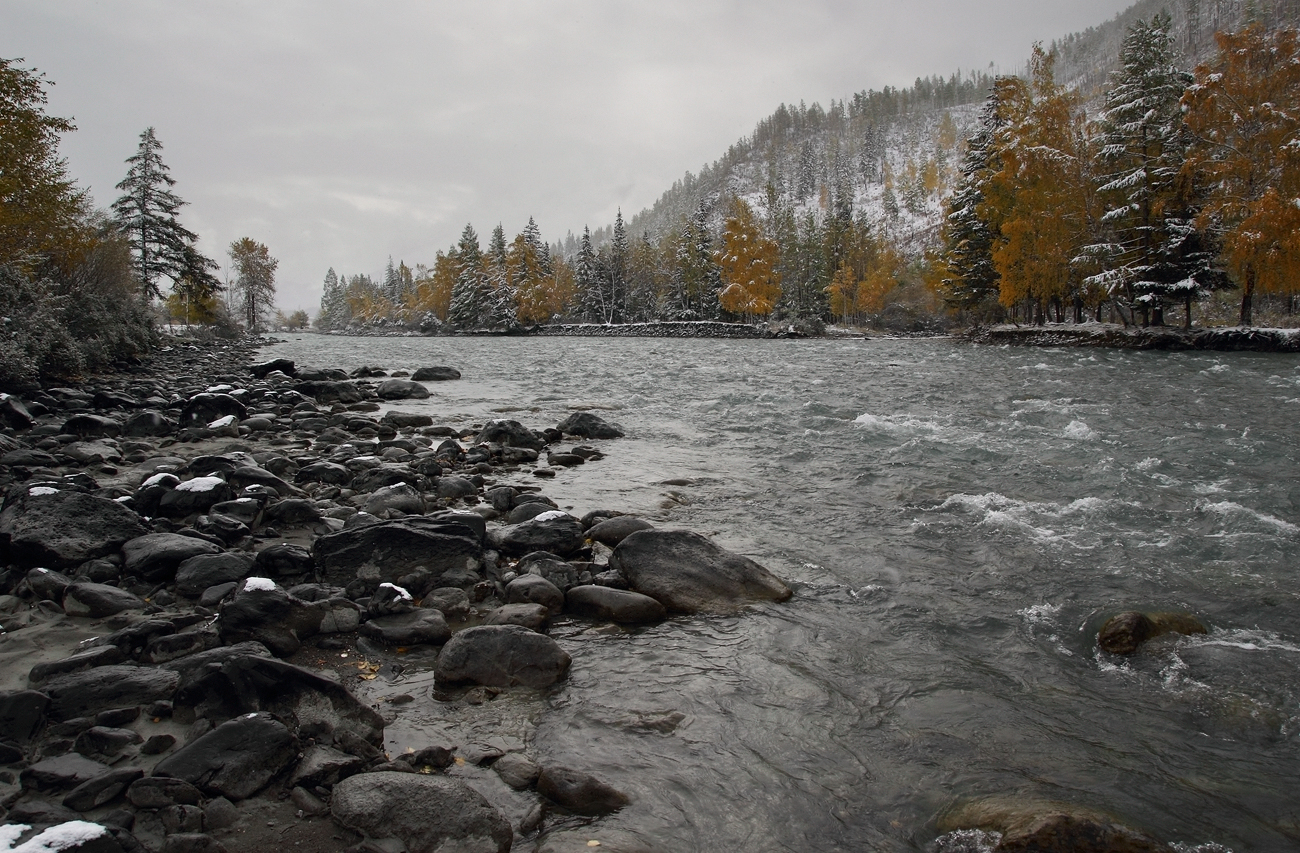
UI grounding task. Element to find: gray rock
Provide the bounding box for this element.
[505,574,565,615]
[537,764,630,815]
[0,491,147,569]
[21,752,111,791]
[42,665,180,721]
[423,587,470,619]
[586,515,654,546]
[289,744,365,789]
[565,585,667,624]
[250,357,296,378]
[63,582,145,618]
[124,410,176,437]
[475,419,544,450]
[152,712,297,801]
[411,366,461,381]
[383,410,435,428]
[361,609,452,646]
[63,413,122,438]
[181,393,248,427]
[253,543,316,579]
[481,602,550,632]
[435,475,478,500]
[376,378,431,400]
[492,513,585,557]
[27,567,74,601]
[122,533,222,583]
[609,529,792,613]
[364,482,425,515]
[175,553,255,597]
[492,752,540,790]
[330,771,513,853]
[73,725,141,757]
[435,625,570,688]
[1097,611,1208,655]
[352,464,421,493]
[556,412,624,439]
[263,498,322,525]
[126,776,204,809]
[216,585,326,657]
[159,477,235,517]
[312,517,482,587]
[29,646,126,684]
[293,461,352,485]
[0,689,50,742]
[63,767,143,811]
[0,393,34,429]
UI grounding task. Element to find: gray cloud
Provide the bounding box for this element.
[4,0,1134,312]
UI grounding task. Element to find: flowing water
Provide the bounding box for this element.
[260,333,1300,852]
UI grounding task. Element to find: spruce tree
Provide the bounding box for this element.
[575,226,603,322]
[448,224,488,329]
[112,127,214,299]
[941,88,1009,311]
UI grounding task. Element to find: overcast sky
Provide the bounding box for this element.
[4,0,1135,313]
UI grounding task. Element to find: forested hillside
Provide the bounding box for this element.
[316,0,1300,334]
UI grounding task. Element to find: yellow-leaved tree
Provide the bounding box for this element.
[716,197,781,322]
[1182,25,1300,326]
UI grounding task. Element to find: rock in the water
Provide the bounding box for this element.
[609,529,792,613]
[294,380,362,404]
[537,765,630,815]
[382,410,434,428]
[435,625,570,688]
[492,512,586,557]
[1097,611,1208,655]
[556,411,624,439]
[0,491,148,569]
[586,515,654,546]
[937,796,1174,853]
[492,753,540,790]
[376,378,431,400]
[481,602,550,632]
[122,533,222,583]
[42,665,180,721]
[250,358,295,378]
[411,366,461,381]
[476,419,545,450]
[330,771,513,853]
[62,582,145,618]
[361,609,452,646]
[152,712,297,801]
[313,517,482,587]
[565,585,666,624]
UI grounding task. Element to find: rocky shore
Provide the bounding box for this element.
[0,335,793,853]
[968,322,1300,351]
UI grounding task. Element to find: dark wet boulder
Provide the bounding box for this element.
[0,689,50,742]
[0,491,148,570]
[124,409,177,437]
[2,447,60,468]
[565,585,666,624]
[127,776,205,809]
[263,497,323,525]
[170,654,384,747]
[331,771,512,853]
[383,410,435,428]
[376,378,431,400]
[158,477,235,517]
[491,512,586,557]
[249,357,295,378]
[586,515,653,546]
[27,567,74,601]
[937,796,1175,853]
[364,482,425,515]
[556,412,624,439]
[294,461,352,485]
[28,646,126,685]
[152,712,297,801]
[537,765,630,815]
[63,582,145,618]
[411,366,461,381]
[435,625,571,688]
[481,602,550,632]
[0,393,34,429]
[609,529,792,614]
[122,533,222,583]
[492,753,539,790]
[476,419,545,450]
[352,463,420,493]
[180,393,247,427]
[21,752,111,791]
[216,582,326,657]
[253,543,316,581]
[312,517,483,587]
[63,413,122,438]
[289,744,365,789]
[1097,611,1208,656]
[436,475,478,500]
[42,665,179,722]
[361,609,452,646]
[175,553,256,597]
[294,380,362,404]
[505,574,565,615]
[226,465,299,496]
[506,501,556,523]
[62,767,143,812]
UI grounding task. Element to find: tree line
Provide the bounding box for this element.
[0,57,279,386]
[939,16,1300,328]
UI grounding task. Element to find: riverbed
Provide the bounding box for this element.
[262,333,1300,852]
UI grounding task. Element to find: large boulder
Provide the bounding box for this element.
[180,393,247,427]
[586,515,653,546]
[158,476,236,517]
[170,653,384,746]
[216,583,327,657]
[361,609,451,646]
[435,625,571,688]
[937,796,1175,853]
[122,533,222,583]
[330,771,512,853]
[475,419,545,450]
[152,712,297,801]
[565,585,666,624]
[375,378,431,400]
[62,582,145,618]
[537,765,630,815]
[1097,611,1208,655]
[0,491,148,569]
[491,512,585,557]
[312,517,483,587]
[175,553,256,598]
[41,665,179,721]
[411,366,461,381]
[294,380,362,404]
[556,411,624,439]
[609,530,792,613]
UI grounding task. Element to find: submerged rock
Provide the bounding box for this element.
[556,411,625,439]
[609,529,792,613]
[1097,611,1208,655]
[537,764,630,815]
[330,771,513,853]
[937,796,1174,853]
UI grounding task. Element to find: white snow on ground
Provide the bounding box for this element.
[0,821,108,852]
[242,577,277,592]
[174,476,225,493]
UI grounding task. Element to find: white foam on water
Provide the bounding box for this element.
[1188,628,1300,655]
[1135,457,1162,471]
[1199,500,1299,535]
[1062,420,1097,440]
[1017,602,1063,625]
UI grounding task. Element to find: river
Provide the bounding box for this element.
[260,333,1300,852]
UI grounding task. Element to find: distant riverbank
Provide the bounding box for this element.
[968,323,1300,352]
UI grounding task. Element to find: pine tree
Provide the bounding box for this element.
[575,226,605,322]
[609,210,629,322]
[1088,13,1196,326]
[448,224,488,330]
[229,237,277,333]
[112,127,214,299]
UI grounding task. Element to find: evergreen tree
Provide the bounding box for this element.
[575,226,605,322]
[609,209,629,322]
[1088,13,1196,326]
[112,127,213,299]
[941,86,1010,311]
[228,237,277,333]
[448,224,488,329]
